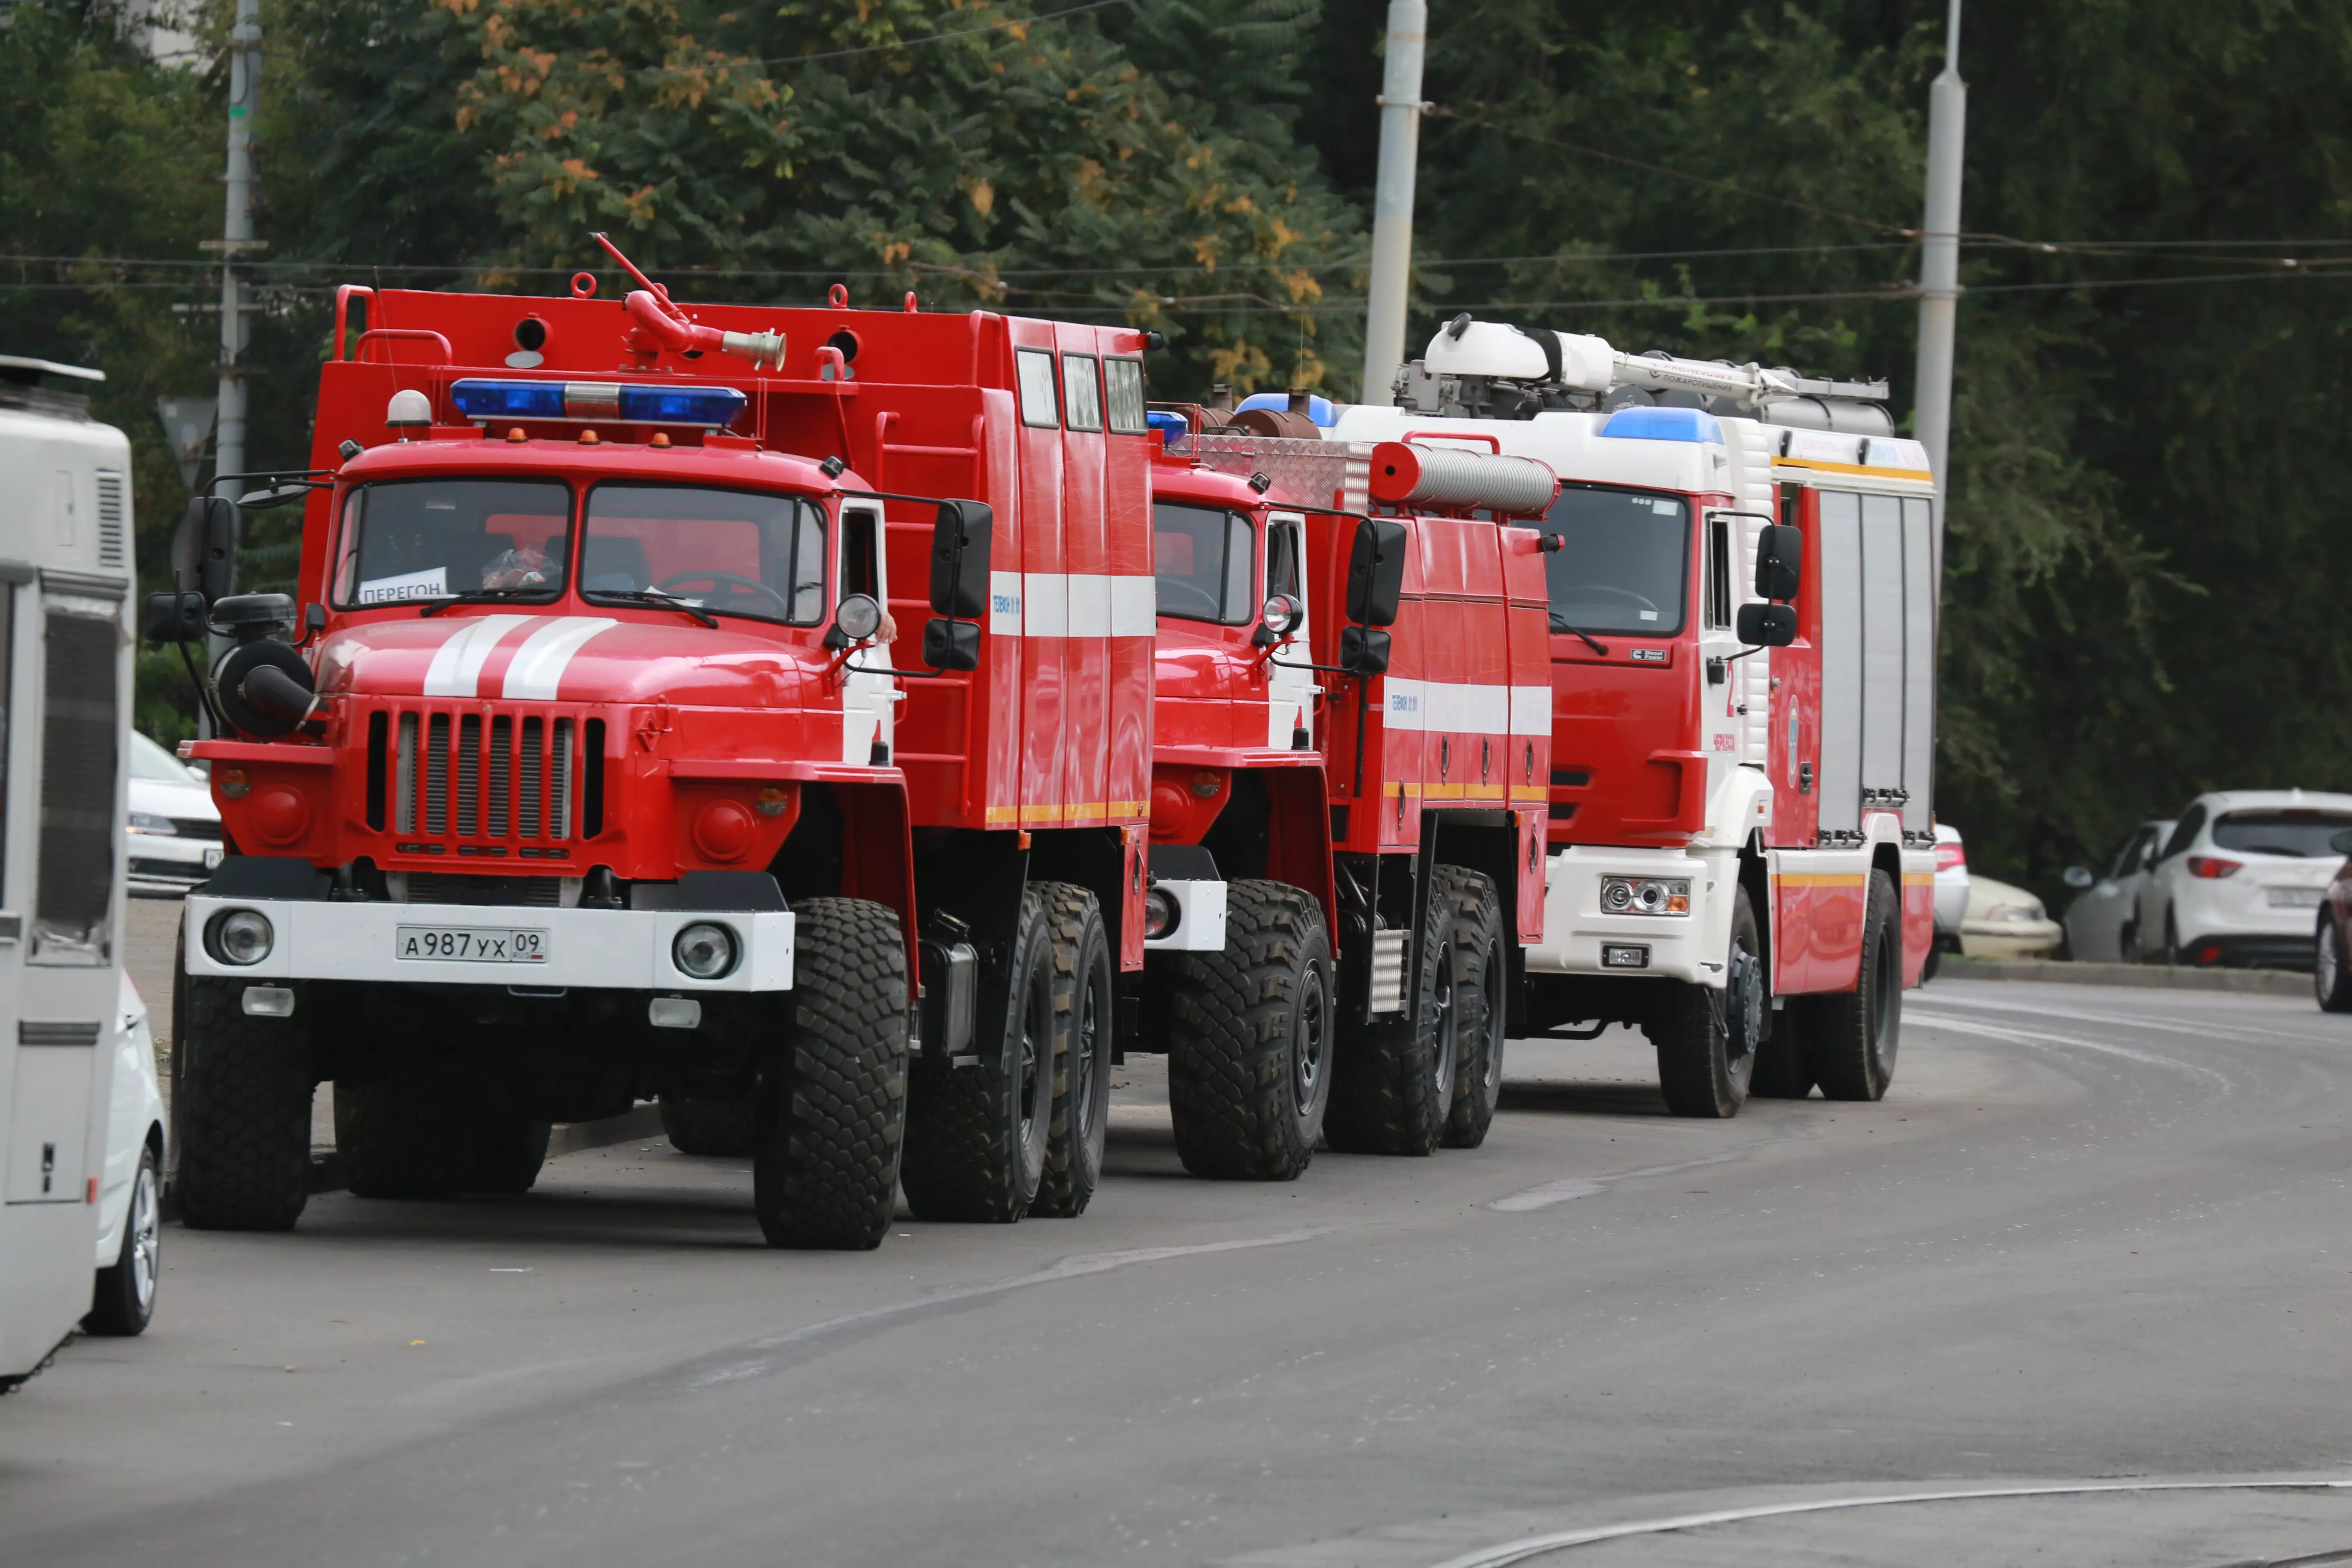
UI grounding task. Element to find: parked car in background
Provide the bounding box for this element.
[126,729,221,895]
[1920,824,1970,979]
[1960,876,2066,959]
[2134,791,2352,970]
[87,973,164,1337]
[2313,828,2352,1012]
[2062,818,2176,962]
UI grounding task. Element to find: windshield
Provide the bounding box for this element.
[2210,809,2352,858]
[1153,501,1253,624]
[332,478,571,607]
[581,484,826,625]
[129,729,197,784]
[1540,485,1691,637]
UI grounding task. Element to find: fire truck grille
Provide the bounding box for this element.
[370,705,603,856]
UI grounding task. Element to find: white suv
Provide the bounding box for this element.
[2135,791,2352,970]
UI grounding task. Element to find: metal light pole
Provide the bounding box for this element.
[1913,0,1966,567]
[209,0,263,512]
[1360,0,1427,406]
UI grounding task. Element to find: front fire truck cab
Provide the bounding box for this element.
[1135,409,1552,1172]
[1329,318,1938,1118]
[156,241,1153,1246]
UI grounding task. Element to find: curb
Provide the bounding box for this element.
[304,1102,670,1195]
[1939,955,2311,998]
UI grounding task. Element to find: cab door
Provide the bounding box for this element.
[1698,508,1744,802]
[1264,510,1315,749]
[839,504,898,765]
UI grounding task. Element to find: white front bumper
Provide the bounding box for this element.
[1522,845,1737,987]
[182,895,795,992]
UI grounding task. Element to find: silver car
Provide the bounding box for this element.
[2062,819,2175,963]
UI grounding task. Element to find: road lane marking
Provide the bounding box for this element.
[1421,1477,2352,1568]
[679,1228,1332,1390]
[1906,1010,2233,1089]
[1921,990,2332,1048]
[1490,1139,1792,1213]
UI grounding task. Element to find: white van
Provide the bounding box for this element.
[0,355,142,1390]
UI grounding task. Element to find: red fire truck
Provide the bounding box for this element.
[1322,319,1939,1116]
[153,240,1154,1247]
[1135,411,1553,1172]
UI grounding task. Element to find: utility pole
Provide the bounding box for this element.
[207,0,263,521]
[1913,0,1965,571]
[1359,0,1426,406]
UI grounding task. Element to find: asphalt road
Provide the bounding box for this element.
[11,971,2352,1566]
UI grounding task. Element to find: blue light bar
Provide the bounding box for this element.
[447,379,748,429]
[1599,405,1724,444]
[1235,391,1339,426]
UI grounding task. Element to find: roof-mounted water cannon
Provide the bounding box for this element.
[1394,314,1892,433]
[591,232,787,371]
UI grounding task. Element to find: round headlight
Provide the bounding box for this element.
[1602,881,1633,913]
[1143,887,1179,940]
[1260,594,1301,637]
[208,909,274,967]
[672,922,739,980]
[835,592,884,643]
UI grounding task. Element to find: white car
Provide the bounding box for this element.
[2060,818,2176,962]
[2133,790,2352,969]
[1960,876,2066,959]
[127,729,222,895]
[87,974,166,1337]
[1933,824,1970,938]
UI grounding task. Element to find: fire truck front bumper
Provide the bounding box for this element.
[181,894,796,994]
[1522,845,1739,988]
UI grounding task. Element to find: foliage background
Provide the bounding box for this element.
[5,0,2349,904]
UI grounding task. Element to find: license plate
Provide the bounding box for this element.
[2267,886,2324,908]
[394,926,550,963]
[203,845,224,870]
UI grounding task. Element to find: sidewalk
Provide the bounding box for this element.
[1941,953,2310,997]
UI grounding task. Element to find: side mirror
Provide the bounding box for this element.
[143,590,206,646]
[1735,601,1797,648]
[922,616,981,672]
[2331,829,2352,856]
[929,499,993,619]
[2063,865,2095,890]
[1344,518,1409,628]
[1339,625,1391,676]
[1755,523,1802,601]
[172,495,237,603]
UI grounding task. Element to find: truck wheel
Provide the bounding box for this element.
[175,977,313,1231]
[1807,868,1900,1101]
[468,1107,551,1194]
[1653,884,1763,1118]
[903,885,1058,1222]
[1032,884,1113,1217]
[659,1091,756,1157]
[1166,880,1335,1181]
[1326,867,1476,1156]
[1442,870,1507,1149]
[2318,919,2352,1013]
[753,897,910,1250]
[337,1078,474,1200]
[85,1142,160,1337]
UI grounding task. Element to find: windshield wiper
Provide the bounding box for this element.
[1549,616,1609,656]
[418,588,550,618]
[586,588,719,628]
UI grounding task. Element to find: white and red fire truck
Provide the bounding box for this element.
[1288,318,1940,1115]
[153,240,1160,1247]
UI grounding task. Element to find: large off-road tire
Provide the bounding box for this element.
[337,1078,474,1200]
[1166,881,1335,1181]
[659,1091,756,1157]
[1032,885,1114,1217]
[1805,868,1901,1102]
[175,975,313,1231]
[753,897,910,1250]
[1441,870,1507,1149]
[85,1143,160,1337]
[468,1107,551,1194]
[1326,866,1482,1156]
[2317,918,2352,1013]
[1653,884,1764,1118]
[903,885,1059,1222]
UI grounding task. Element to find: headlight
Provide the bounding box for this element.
[127,811,177,836]
[207,909,274,966]
[1143,886,1179,940]
[672,922,739,980]
[1601,876,1690,916]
